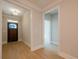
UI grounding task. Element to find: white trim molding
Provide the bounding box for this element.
[4,0,42,12]
[42,0,63,12]
[43,6,61,52]
[23,41,31,48]
[2,41,7,45]
[18,39,22,42]
[31,45,43,51]
[58,51,77,59]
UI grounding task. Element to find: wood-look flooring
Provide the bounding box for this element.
[2,42,64,59]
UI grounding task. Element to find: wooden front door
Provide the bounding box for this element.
[8,22,18,42]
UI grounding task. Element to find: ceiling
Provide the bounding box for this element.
[45,9,58,17]
[2,1,27,17]
[27,0,59,8]
[47,9,58,15]
[2,0,60,17]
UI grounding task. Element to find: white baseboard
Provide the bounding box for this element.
[51,41,59,46]
[31,45,43,51]
[23,41,31,48]
[2,41,7,45]
[2,40,22,45]
[18,39,22,42]
[58,51,77,59]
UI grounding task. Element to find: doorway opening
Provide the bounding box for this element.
[44,7,60,53]
[2,0,28,44]
[8,21,18,42]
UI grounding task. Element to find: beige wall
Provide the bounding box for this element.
[60,0,77,57]
[0,10,2,59]
[2,15,7,44]
[18,20,23,41]
[22,11,31,47]
[43,0,77,58]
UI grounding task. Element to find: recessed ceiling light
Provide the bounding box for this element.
[8,20,18,23]
[10,8,21,15]
[13,12,18,15]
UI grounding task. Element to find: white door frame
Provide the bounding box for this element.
[42,6,60,52]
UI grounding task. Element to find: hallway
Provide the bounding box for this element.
[0,0,78,59]
[2,42,64,59]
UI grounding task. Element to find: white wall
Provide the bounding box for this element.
[18,20,23,41]
[2,15,7,44]
[21,9,43,51]
[22,8,43,51]
[0,0,2,59]
[0,10,2,59]
[51,13,58,45]
[22,11,31,47]
[31,10,43,51]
